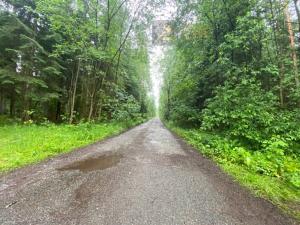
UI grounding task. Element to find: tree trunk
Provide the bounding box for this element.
[55,100,61,123]
[285,5,300,103]
[23,83,30,121]
[88,94,94,122]
[115,50,122,82]
[98,96,103,121]
[293,0,300,42]
[10,90,15,117]
[0,89,4,114]
[69,59,80,124]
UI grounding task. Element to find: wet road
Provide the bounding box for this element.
[0,119,298,225]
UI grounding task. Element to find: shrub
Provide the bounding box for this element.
[202,78,278,147]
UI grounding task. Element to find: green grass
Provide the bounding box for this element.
[0,120,141,172]
[168,125,300,220]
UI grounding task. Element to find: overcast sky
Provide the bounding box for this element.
[148,0,176,111]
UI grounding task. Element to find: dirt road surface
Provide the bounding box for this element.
[0,119,298,225]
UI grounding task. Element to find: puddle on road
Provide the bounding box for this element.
[58,153,123,173]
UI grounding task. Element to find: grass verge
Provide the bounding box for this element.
[168,124,300,220]
[0,119,144,172]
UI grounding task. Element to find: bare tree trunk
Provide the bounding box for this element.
[88,93,94,122]
[69,59,80,124]
[293,0,300,40]
[23,84,30,121]
[285,5,300,97]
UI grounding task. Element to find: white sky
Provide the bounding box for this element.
[148,0,176,111]
[149,45,167,109]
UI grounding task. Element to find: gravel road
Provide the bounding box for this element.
[0,119,298,225]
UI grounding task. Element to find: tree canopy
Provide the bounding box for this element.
[0,0,156,123]
[161,0,300,140]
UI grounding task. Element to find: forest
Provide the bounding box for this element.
[0,0,156,171]
[0,0,155,123]
[160,0,300,218]
[0,0,300,221]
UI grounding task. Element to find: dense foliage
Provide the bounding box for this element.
[160,0,300,217]
[0,0,155,123]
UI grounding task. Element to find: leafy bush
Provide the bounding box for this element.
[202,78,287,148]
[170,104,200,127]
[112,95,142,121]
